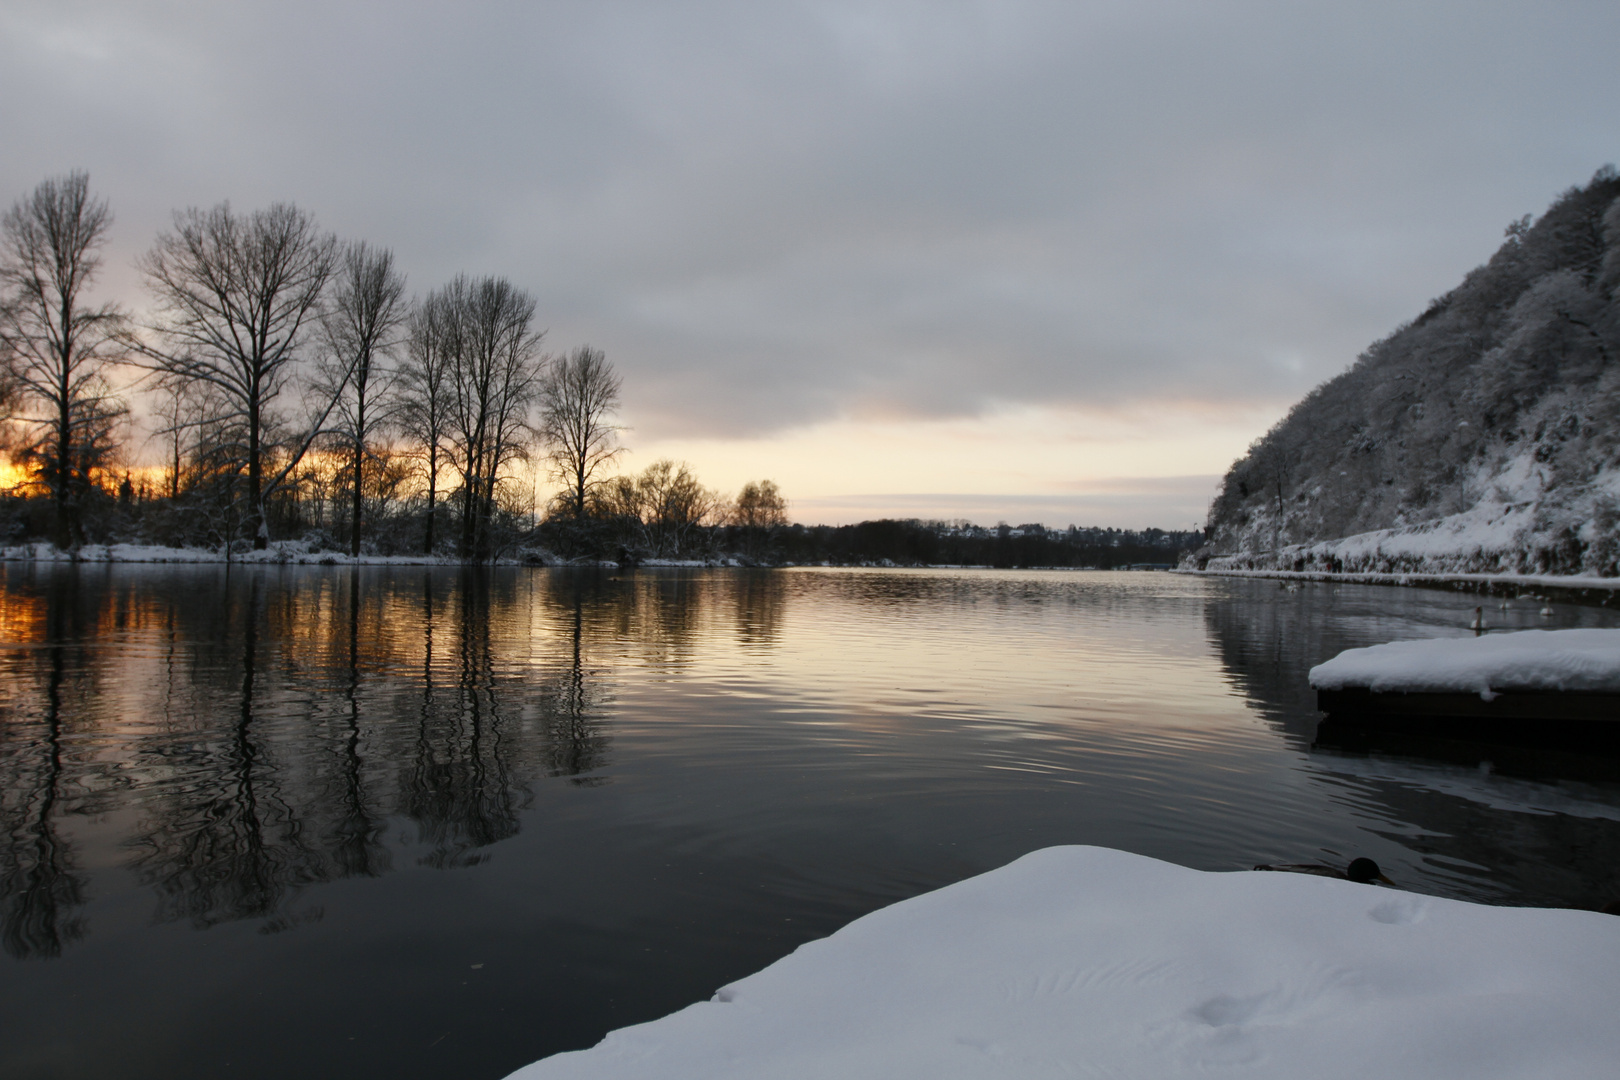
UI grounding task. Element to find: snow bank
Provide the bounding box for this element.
[1309,628,1620,696]
[1202,452,1620,580]
[0,542,757,568]
[1184,565,1620,595]
[0,541,545,566]
[506,846,1620,1080]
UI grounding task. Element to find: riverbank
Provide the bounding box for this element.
[14,543,1616,606]
[1182,566,1620,607]
[0,540,464,566]
[0,541,760,569]
[507,845,1620,1080]
[0,542,1189,572]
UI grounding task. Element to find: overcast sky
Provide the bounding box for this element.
[3,1,1617,527]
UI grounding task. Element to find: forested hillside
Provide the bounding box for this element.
[1198,168,1620,577]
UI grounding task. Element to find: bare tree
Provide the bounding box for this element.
[729,479,787,561]
[443,275,545,560]
[135,202,338,548]
[146,374,208,501]
[0,172,128,547]
[318,243,408,556]
[635,459,723,556]
[732,480,788,528]
[538,345,622,521]
[0,303,18,434]
[591,472,644,523]
[399,288,458,554]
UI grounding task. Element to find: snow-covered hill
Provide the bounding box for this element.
[1197,169,1620,578]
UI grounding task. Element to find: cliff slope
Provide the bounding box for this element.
[1200,168,1620,577]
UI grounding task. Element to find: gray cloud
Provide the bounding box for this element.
[3,0,1617,439]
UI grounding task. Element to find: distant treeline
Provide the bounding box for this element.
[749,520,1203,569]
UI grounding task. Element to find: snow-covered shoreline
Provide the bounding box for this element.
[1183,565,1620,604]
[1309,628,1620,697]
[0,540,464,566]
[8,543,1619,598]
[0,544,1169,572]
[1195,473,1620,584]
[507,846,1620,1080]
[0,541,756,569]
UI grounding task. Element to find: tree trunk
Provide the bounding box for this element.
[54,384,73,549]
[351,431,364,558]
[424,445,437,555]
[249,406,266,549]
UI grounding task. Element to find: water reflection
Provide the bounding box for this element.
[3,565,1620,1080]
[1203,578,1620,908]
[331,570,391,881]
[534,583,611,784]
[1313,718,1620,783]
[130,576,330,928]
[0,565,789,950]
[0,573,89,958]
[404,570,530,868]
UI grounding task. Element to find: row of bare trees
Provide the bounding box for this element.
[0,172,654,559]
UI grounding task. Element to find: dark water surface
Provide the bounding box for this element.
[3,564,1618,1079]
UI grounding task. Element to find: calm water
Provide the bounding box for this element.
[2,564,1618,1079]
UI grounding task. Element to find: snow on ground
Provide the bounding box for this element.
[0,542,754,568]
[1309,629,1620,697]
[1203,453,1620,580]
[0,541,465,565]
[506,846,1620,1080]
[1199,502,1538,574]
[1185,566,1620,594]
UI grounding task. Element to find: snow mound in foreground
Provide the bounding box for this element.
[506,846,1620,1080]
[1309,628,1620,696]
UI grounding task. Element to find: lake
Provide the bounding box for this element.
[2,564,1618,1079]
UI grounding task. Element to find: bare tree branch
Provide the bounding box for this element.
[0,171,128,547]
[436,275,545,560]
[134,202,337,548]
[313,242,408,555]
[538,345,622,522]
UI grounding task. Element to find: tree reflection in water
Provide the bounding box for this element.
[538,579,611,784]
[403,569,526,869]
[0,565,790,954]
[0,571,89,958]
[327,568,391,881]
[127,575,327,928]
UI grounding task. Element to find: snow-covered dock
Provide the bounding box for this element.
[505,846,1620,1080]
[1309,629,1620,723]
